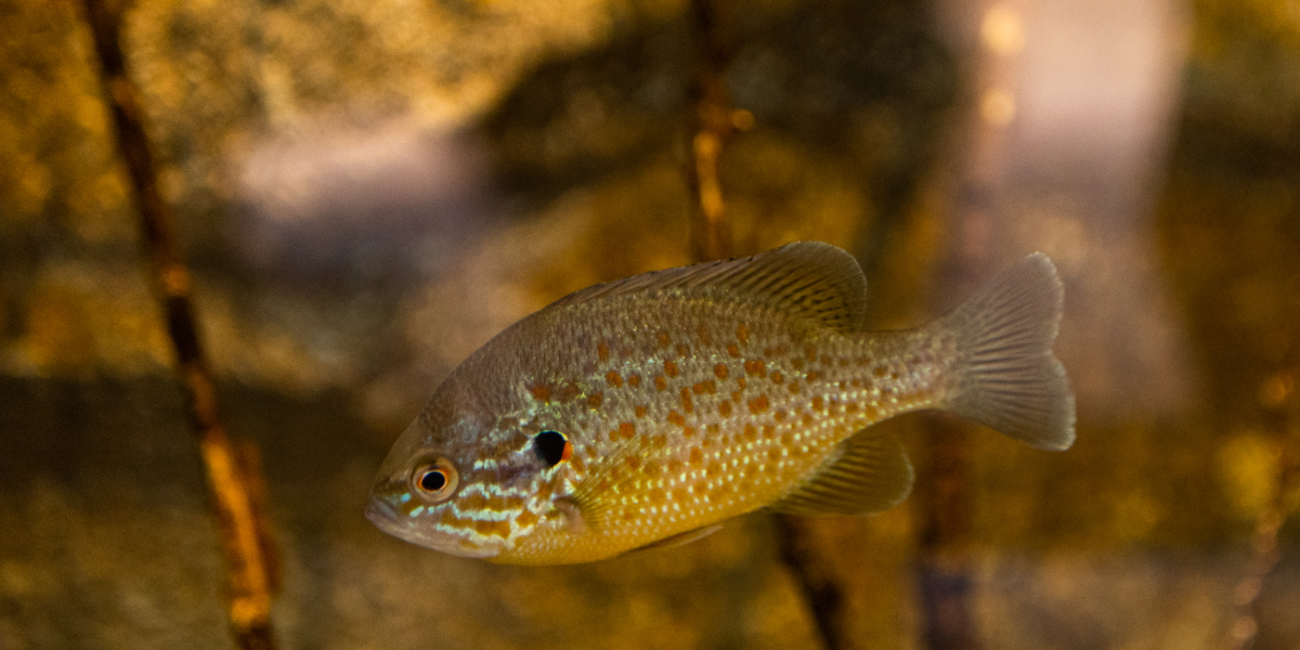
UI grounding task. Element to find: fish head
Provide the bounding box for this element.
[366,402,588,562]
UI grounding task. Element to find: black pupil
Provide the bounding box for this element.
[534,430,567,466]
[419,469,447,492]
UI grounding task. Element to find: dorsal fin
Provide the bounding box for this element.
[548,241,869,333]
[769,431,914,516]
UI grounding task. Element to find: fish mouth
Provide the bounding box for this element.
[364,497,400,529]
[364,494,500,559]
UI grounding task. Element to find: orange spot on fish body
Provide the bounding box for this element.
[626,456,641,469]
[743,424,757,441]
[587,392,604,408]
[529,384,552,402]
[806,371,821,382]
[680,388,694,413]
[748,395,770,413]
[619,422,636,439]
[655,376,667,391]
[667,458,682,473]
[648,487,666,505]
[635,405,648,418]
[608,430,620,442]
[706,423,720,435]
[788,382,800,394]
[771,371,784,384]
[515,509,539,528]
[474,519,511,538]
[628,374,642,388]
[597,342,610,361]
[744,360,766,377]
[792,358,805,371]
[558,383,581,401]
[718,401,732,417]
[606,371,624,387]
[730,390,741,403]
[775,410,787,422]
[689,447,704,465]
[714,363,729,380]
[676,344,689,357]
[802,412,814,426]
[683,425,696,438]
[698,325,713,345]
[736,324,751,345]
[440,509,460,526]
[727,344,740,358]
[664,360,680,377]
[812,396,825,411]
[657,333,672,348]
[736,377,747,390]
[668,410,686,426]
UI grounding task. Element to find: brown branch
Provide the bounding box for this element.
[1225,353,1300,650]
[915,420,980,650]
[687,0,735,263]
[683,2,852,648]
[78,1,280,648]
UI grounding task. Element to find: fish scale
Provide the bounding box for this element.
[367,242,1075,564]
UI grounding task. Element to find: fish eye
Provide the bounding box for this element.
[533,430,572,467]
[411,458,458,502]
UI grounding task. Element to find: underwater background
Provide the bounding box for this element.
[2,0,1298,648]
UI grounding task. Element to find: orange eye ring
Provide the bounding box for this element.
[411,457,458,502]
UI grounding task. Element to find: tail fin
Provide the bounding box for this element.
[939,254,1076,450]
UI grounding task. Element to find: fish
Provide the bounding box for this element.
[366,241,1075,565]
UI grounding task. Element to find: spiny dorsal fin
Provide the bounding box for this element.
[549,241,869,333]
[769,431,915,516]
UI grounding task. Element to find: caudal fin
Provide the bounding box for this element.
[940,254,1076,450]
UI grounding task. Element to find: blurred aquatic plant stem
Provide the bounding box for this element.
[686,0,737,263]
[684,1,858,648]
[1225,351,1300,650]
[77,0,281,648]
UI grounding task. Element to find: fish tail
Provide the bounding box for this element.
[937,254,1076,450]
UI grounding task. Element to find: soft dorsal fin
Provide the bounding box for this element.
[549,241,869,333]
[769,431,915,516]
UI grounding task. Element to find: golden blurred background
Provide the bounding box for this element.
[1,0,1298,648]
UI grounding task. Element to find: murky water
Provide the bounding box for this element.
[1,0,1297,648]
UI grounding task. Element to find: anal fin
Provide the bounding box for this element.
[628,524,724,553]
[770,431,914,516]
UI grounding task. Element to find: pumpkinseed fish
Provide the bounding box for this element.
[367,242,1075,564]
